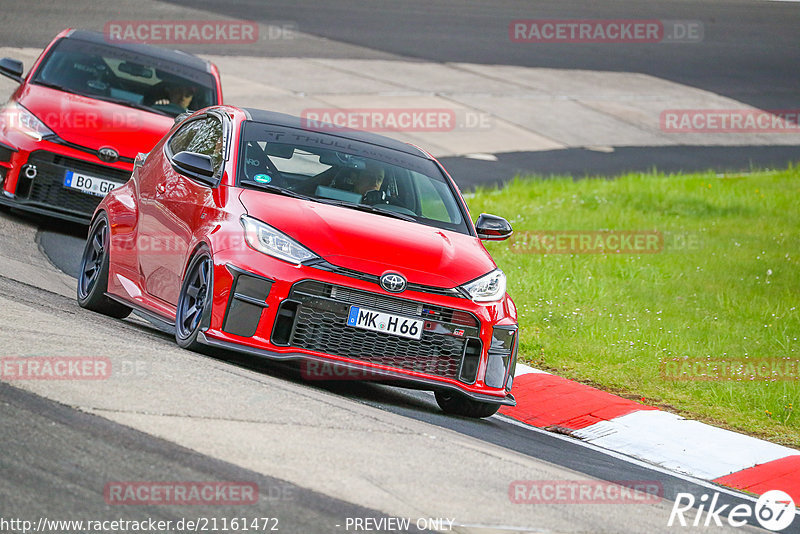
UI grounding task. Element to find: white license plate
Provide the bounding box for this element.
[63,171,118,197]
[346,306,424,340]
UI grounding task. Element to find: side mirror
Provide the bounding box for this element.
[475,213,513,241]
[133,152,148,169]
[171,151,216,184]
[0,58,24,83]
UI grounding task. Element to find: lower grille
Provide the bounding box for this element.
[282,281,481,381]
[19,151,130,217]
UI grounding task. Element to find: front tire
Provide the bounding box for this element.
[77,213,131,319]
[435,390,500,418]
[175,249,213,351]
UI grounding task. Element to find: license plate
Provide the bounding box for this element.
[64,170,118,197]
[346,306,424,340]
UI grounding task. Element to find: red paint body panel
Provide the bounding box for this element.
[17,84,173,158]
[238,188,496,288]
[97,104,518,403]
[0,29,222,223]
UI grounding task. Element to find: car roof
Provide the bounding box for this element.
[241,107,430,159]
[64,29,213,73]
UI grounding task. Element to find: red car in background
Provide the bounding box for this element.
[0,29,222,223]
[77,105,519,418]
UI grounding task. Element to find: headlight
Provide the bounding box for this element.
[460,269,507,302]
[2,103,54,141]
[241,215,318,265]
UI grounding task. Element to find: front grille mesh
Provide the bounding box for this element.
[285,281,479,380]
[22,151,130,217]
[331,286,422,317]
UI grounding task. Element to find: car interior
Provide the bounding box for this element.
[242,140,420,216]
[34,41,216,116]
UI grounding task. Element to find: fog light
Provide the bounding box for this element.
[0,143,13,163]
[222,267,273,338]
[485,326,517,389]
[459,338,482,384]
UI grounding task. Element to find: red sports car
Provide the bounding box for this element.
[0,29,222,223]
[77,105,518,417]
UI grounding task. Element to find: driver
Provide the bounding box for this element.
[154,83,195,110]
[352,162,385,196]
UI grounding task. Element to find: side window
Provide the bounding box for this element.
[168,119,204,155]
[413,173,461,223]
[186,117,224,172]
[168,116,225,175]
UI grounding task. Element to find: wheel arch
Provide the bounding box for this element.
[179,242,215,334]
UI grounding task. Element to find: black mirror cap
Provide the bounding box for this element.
[0,58,24,83]
[475,213,513,241]
[172,151,216,183]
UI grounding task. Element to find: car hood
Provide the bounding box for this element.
[16,84,173,158]
[238,189,495,288]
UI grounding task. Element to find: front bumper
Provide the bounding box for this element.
[201,253,519,405]
[198,331,516,406]
[0,139,132,223]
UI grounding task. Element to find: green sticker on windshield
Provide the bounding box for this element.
[253,174,272,184]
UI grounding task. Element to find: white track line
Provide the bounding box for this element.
[572,411,798,480]
[514,363,549,376]
[495,414,766,506]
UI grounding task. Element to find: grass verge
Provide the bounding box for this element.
[467,165,800,448]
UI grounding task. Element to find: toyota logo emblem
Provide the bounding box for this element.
[380,272,407,293]
[98,147,119,163]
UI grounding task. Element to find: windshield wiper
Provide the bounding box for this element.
[93,95,172,117]
[315,198,417,222]
[240,181,417,222]
[239,180,309,199]
[32,80,85,97]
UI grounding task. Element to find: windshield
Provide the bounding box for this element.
[237,121,470,234]
[32,37,218,117]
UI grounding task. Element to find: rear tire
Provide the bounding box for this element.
[175,249,213,351]
[434,390,501,418]
[77,213,132,319]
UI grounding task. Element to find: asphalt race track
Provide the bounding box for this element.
[0,241,771,532]
[1,1,798,533]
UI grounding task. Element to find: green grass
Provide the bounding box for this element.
[466,165,800,448]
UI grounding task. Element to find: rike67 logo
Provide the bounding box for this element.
[669,490,795,531]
